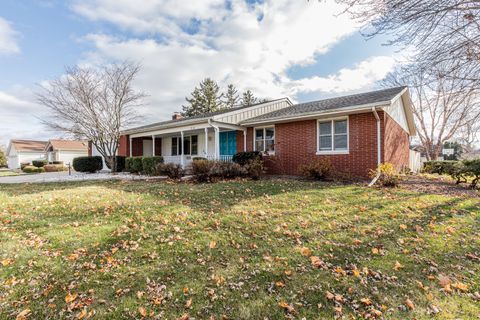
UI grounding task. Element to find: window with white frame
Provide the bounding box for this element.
[171,135,198,156]
[254,127,275,152]
[318,118,348,153]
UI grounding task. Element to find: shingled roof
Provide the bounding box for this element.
[47,140,88,151]
[242,86,407,124]
[9,140,48,152]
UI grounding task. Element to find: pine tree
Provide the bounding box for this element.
[224,84,240,108]
[241,90,258,106]
[182,78,224,117]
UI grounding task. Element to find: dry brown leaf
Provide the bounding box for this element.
[371,248,379,255]
[138,307,147,317]
[360,298,372,306]
[310,256,324,268]
[185,298,192,308]
[278,301,295,314]
[275,281,285,287]
[76,309,87,319]
[209,241,217,249]
[300,247,312,257]
[393,261,403,271]
[16,309,31,320]
[65,292,78,303]
[405,298,415,310]
[452,282,468,292]
[399,224,407,230]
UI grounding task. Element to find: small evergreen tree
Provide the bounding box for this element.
[182,78,224,117]
[224,84,240,108]
[241,90,258,106]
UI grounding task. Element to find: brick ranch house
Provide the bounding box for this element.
[105,86,416,178]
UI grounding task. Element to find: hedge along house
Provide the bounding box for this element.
[117,87,416,178]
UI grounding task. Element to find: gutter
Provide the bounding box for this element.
[368,107,382,187]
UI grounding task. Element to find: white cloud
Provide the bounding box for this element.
[0,17,20,55]
[289,56,397,94]
[72,0,385,120]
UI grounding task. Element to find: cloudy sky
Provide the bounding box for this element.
[0,0,402,146]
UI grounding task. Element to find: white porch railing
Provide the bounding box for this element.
[163,155,233,166]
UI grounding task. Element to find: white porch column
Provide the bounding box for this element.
[243,130,247,152]
[180,131,185,167]
[204,128,208,156]
[214,127,220,160]
[129,136,132,157]
[152,135,156,156]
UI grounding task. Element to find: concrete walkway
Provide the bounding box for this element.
[0,171,167,184]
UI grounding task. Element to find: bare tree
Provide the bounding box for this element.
[458,115,480,151]
[37,62,145,172]
[336,0,480,84]
[383,63,480,160]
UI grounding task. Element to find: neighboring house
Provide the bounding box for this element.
[45,139,88,165]
[6,140,47,169]
[114,87,416,178]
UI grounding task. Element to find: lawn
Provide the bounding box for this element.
[0,179,478,319]
[0,171,22,177]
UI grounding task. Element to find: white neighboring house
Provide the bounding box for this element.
[44,140,88,166]
[6,140,48,169]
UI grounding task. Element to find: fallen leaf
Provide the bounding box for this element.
[405,298,415,310]
[399,224,407,230]
[138,307,147,317]
[393,261,403,271]
[16,309,31,320]
[65,292,78,303]
[209,241,216,249]
[1,259,14,266]
[300,247,312,257]
[360,298,372,306]
[185,298,192,308]
[371,248,379,255]
[278,301,296,314]
[452,282,468,292]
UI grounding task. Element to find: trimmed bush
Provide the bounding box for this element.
[156,163,184,179]
[142,156,164,175]
[191,159,214,182]
[191,160,249,183]
[44,164,67,172]
[449,158,480,188]
[22,165,45,173]
[300,159,333,180]
[52,161,64,165]
[105,156,126,172]
[72,156,103,173]
[20,162,30,170]
[232,151,262,166]
[422,161,457,175]
[244,158,265,180]
[192,157,207,161]
[126,157,143,173]
[32,160,47,168]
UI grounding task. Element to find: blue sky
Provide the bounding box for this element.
[0,0,402,145]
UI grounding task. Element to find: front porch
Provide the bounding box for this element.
[127,121,247,168]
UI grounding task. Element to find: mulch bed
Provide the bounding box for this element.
[400,174,479,197]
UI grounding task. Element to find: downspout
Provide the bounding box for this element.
[208,119,220,160]
[368,107,382,187]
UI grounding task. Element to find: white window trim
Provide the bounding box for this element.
[172,135,198,156]
[316,116,349,155]
[253,126,275,155]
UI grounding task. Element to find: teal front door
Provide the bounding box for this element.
[219,131,237,155]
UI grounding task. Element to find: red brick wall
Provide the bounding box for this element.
[118,135,129,156]
[242,112,386,178]
[383,113,410,170]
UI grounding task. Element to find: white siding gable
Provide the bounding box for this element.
[383,97,409,133]
[213,99,291,124]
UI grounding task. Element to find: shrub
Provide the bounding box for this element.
[244,158,265,180]
[232,151,262,166]
[157,163,184,179]
[191,160,214,182]
[44,164,67,172]
[72,156,103,173]
[192,157,207,161]
[22,165,45,173]
[422,161,457,175]
[142,156,164,175]
[449,158,480,188]
[370,162,399,187]
[32,160,47,168]
[126,157,143,173]
[52,161,64,165]
[105,156,125,172]
[20,162,30,170]
[300,159,333,180]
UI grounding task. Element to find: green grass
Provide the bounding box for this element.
[0,179,478,319]
[0,171,22,177]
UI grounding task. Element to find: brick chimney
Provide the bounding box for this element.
[172,112,183,120]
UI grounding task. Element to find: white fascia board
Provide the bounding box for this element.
[129,121,212,138]
[242,102,390,126]
[123,118,209,136]
[211,97,293,122]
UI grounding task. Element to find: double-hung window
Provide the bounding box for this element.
[172,135,198,156]
[317,118,348,153]
[254,127,275,153]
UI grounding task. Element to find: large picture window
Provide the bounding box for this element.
[317,118,348,153]
[172,135,198,156]
[254,127,275,153]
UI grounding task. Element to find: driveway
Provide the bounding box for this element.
[0,171,166,184]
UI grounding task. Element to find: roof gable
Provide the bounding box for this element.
[46,140,88,151]
[8,140,48,153]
